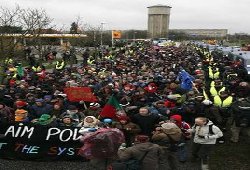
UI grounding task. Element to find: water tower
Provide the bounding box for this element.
[147,5,172,39]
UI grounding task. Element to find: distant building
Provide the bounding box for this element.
[147,5,172,39]
[171,29,228,38]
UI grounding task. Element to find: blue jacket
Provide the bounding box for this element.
[29,103,53,119]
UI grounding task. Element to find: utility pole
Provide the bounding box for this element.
[100,22,106,48]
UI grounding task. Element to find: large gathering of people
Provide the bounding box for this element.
[1,41,250,170]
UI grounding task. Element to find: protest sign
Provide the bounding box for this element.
[64,87,98,102]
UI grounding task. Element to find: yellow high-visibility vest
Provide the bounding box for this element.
[210,86,225,97]
[210,81,215,87]
[214,95,233,108]
[209,67,220,79]
[55,61,65,70]
[32,66,42,72]
[5,58,13,64]
[203,89,209,100]
[87,58,94,65]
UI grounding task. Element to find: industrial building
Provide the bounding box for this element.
[171,29,228,38]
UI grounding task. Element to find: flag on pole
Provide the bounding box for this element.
[100,95,122,119]
[112,30,121,39]
[178,69,195,91]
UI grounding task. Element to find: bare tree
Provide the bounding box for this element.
[0,5,53,60]
[19,8,53,59]
[0,5,23,59]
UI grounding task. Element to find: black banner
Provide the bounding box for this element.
[0,123,88,161]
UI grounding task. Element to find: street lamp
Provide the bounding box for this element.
[133,31,137,42]
[100,22,107,48]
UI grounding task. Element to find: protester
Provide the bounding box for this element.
[14,109,29,123]
[29,98,53,120]
[113,115,141,147]
[59,114,75,127]
[230,96,250,143]
[78,116,100,134]
[117,135,164,170]
[131,107,161,137]
[189,116,223,168]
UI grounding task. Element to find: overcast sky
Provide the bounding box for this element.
[2,0,250,34]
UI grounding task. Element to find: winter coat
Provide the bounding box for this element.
[114,121,141,146]
[117,142,164,170]
[114,122,141,134]
[29,103,53,119]
[132,113,160,137]
[190,120,223,144]
[0,105,15,123]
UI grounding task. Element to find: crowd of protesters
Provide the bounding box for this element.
[1,41,250,170]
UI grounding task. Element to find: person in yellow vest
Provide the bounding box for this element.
[31,63,42,73]
[213,91,233,140]
[55,59,65,70]
[5,58,13,65]
[87,56,95,65]
[208,65,220,80]
[213,91,233,108]
[210,79,226,98]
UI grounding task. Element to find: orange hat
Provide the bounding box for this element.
[15,109,28,115]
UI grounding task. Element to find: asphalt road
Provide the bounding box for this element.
[0,140,202,170]
[0,160,93,170]
[0,158,202,170]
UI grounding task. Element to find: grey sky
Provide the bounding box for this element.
[2,0,250,34]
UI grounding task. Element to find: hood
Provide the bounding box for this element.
[83,116,99,128]
[206,120,214,126]
[134,142,154,151]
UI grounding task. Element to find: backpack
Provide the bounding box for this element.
[194,124,214,135]
[109,150,150,170]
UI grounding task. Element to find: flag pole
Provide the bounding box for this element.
[191,81,200,93]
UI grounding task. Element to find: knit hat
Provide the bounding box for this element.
[35,98,44,102]
[44,95,52,101]
[37,114,53,125]
[15,109,28,115]
[89,102,100,108]
[15,109,28,122]
[170,115,182,128]
[16,101,27,107]
[62,114,72,119]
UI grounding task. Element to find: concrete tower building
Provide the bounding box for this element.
[147,5,172,39]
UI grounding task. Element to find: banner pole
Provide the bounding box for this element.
[83,101,88,110]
